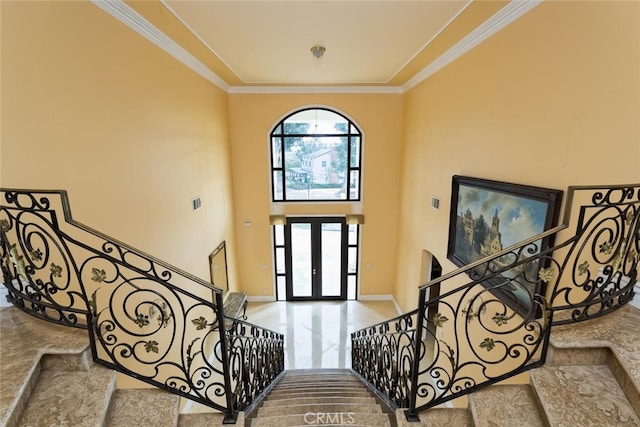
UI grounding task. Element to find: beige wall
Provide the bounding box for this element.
[0,1,237,289]
[394,0,640,312]
[2,0,638,314]
[228,94,403,298]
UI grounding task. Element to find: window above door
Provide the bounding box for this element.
[270,108,362,202]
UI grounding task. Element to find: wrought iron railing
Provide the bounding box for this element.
[351,310,418,408]
[548,185,639,324]
[0,189,284,422]
[351,184,639,421]
[226,318,285,411]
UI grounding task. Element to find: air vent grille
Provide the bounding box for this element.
[192,197,202,211]
[431,196,440,210]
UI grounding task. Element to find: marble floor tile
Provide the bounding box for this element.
[244,300,400,370]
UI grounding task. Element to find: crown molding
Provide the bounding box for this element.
[91,0,540,95]
[159,0,244,84]
[387,0,473,84]
[227,86,404,95]
[402,0,542,91]
[91,0,230,91]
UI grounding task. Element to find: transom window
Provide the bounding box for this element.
[270,108,362,202]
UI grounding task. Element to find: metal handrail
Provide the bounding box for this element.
[0,189,285,422]
[351,183,639,421]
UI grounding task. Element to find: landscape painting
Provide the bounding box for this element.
[447,176,563,316]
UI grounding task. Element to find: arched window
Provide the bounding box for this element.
[270,107,362,202]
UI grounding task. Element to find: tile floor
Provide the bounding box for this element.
[244,300,401,370]
[184,300,401,413]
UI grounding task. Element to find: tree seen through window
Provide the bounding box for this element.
[271,108,361,201]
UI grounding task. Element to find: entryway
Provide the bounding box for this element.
[273,217,359,301]
[244,300,399,369]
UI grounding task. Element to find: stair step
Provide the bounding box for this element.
[248,369,392,426]
[178,412,245,426]
[17,365,116,426]
[547,345,611,367]
[276,377,362,386]
[269,388,371,399]
[273,382,369,392]
[531,364,640,426]
[281,371,356,377]
[105,389,180,426]
[256,402,382,417]
[273,383,367,392]
[277,376,359,385]
[261,396,377,407]
[395,408,472,426]
[0,307,90,427]
[283,369,353,375]
[40,348,94,372]
[249,412,391,427]
[469,384,546,427]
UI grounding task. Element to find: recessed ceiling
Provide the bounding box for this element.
[103,1,536,90]
[163,0,469,85]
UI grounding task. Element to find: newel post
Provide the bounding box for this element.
[405,286,427,422]
[215,291,238,424]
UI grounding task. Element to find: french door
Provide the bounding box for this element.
[282,217,348,301]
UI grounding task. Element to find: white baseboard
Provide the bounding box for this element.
[358,294,403,314]
[391,297,402,315]
[357,294,394,301]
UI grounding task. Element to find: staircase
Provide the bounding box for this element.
[1,185,638,425]
[2,302,639,426]
[246,369,393,426]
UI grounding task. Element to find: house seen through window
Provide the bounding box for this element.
[271,108,362,202]
[270,108,363,301]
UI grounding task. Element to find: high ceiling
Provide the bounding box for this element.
[111,0,536,91]
[163,0,469,85]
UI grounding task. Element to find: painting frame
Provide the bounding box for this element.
[447,175,563,317]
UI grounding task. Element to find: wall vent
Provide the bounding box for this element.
[192,196,202,211]
[431,196,440,210]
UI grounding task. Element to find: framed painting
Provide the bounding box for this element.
[447,176,563,316]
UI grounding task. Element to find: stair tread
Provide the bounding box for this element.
[270,389,371,398]
[531,364,640,426]
[276,378,363,385]
[18,365,116,427]
[469,384,545,427]
[550,304,640,389]
[41,349,94,372]
[277,377,362,384]
[257,402,382,417]
[105,389,180,427]
[277,380,361,385]
[249,412,391,427]
[396,408,472,426]
[250,369,391,426]
[272,385,368,392]
[284,369,352,375]
[0,307,89,426]
[271,384,369,391]
[178,412,245,426]
[261,396,377,407]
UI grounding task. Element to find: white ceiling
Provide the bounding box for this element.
[95,1,540,90]
[163,0,470,85]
